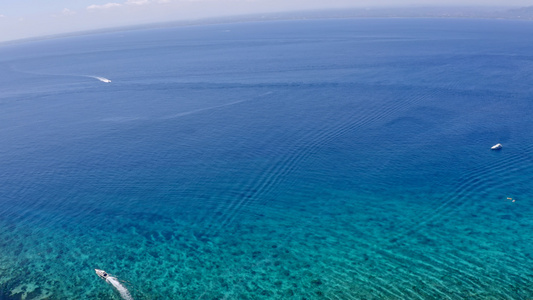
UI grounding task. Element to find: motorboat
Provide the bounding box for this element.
[95,269,109,280]
[94,269,134,299]
[491,143,502,150]
[93,76,111,83]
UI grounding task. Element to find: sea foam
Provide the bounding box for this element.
[106,276,133,300]
[90,76,112,83]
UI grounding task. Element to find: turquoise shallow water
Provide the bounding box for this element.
[0,19,532,299]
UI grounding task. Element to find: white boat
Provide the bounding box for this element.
[94,269,134,300]
[92,76,112,83]
[95,269,109,280]
[491,143,502,150]
[97,77,111,83]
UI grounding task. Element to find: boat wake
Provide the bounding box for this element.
[6,65,112,83]
[89,76,112,83]
[107,276,133,300]
[95,269,133,300]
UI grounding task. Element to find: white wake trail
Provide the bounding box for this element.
[106,276,133,300]
[7,65,112,83]
[89,76,112,83]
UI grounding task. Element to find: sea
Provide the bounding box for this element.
[0,18,532,299]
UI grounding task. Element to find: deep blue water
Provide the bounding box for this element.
[0,18,532,299]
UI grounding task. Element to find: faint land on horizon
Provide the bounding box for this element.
[2,6,533,45]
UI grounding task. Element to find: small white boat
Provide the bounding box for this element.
[95,269,109,280]
[92,76,111,83]
[97,77,111,83]
[491,143,502,150]
[94,269,134,300]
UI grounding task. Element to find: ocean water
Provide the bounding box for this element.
[0,18,532,299]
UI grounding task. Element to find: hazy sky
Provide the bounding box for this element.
[0,0,531,42]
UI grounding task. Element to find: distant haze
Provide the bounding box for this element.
[1,0,532,42]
